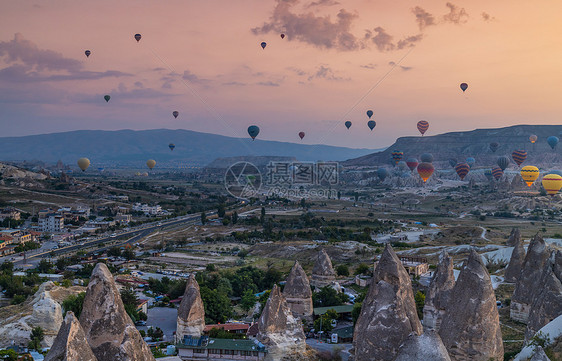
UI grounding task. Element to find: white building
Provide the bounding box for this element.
[132,203,163,216]
[40,214,64,233]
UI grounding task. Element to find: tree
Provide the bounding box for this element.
[0,261,13,275]
[414,291,425,320]
[312,286,349,307]
[354,263,371,276]
[240,289,257,312]
[231,211,238,224]
[352,303,362,324]
[336,265,349,277]
[201,212,207,225]
[108,247,122,257]
[313,314,334,333]
[37,259,52,273]
[120,288,139,322]
[28,326,44,351]
[218,204,226,218]
[200,286,233,324]
[0,349,17,361]
[63,292,86,318]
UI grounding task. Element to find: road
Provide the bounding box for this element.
[306,339,352,361]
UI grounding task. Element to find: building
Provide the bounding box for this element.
[132,203,163,216]
[39,214,64,233]
[177,336,267,361]
[203,324,250,335]
[373,256,429,277]
[136,299,149,314]
[0,230,32,244]
[0,208,21,221]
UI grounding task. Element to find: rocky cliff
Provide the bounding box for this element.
[423,251,455,331]
[283,261,313,322]
[504,229,526,283]
[45,311,98,361]
[394,331,451,361]
[176,274,205,341]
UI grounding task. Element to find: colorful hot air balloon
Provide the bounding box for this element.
[489,142,499,153]
[547,136,559,150]
[377,168,388,181]
[417,120,429,136]
[248,125,260,140]
[134,34,142,42]
[260,42,267,49]
[492,167,504,181]
[420,153,433,163]
[520,166,539,187]
[173,111,179,119]
[85,50,91,58]
[146,159,156,169]
[512,150,527,167]
[460,83,468,92]
[417,162,434,183]
[391,150,403,165]
[406,158,418,172]
[455,163,470,180]
[484,169,493,181]
[104,95,110,102]
[529,134,537,144]
[542,174,562,196]
[77,158,90,172]
[280,33,285,39]
[169,143,175,151]
[367,120,376,131]
[298,132,305,140]
[466,157,475,168]
[497,156,509,171]
[449,159,457,168]
[366,110,373,119]
[345,121,352,129]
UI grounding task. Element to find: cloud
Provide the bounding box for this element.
[443,2,469,24]
[360,63,376,69]
[252,0,362,51]
[0,64,131,83]
[367,27,395,52]
[307,65,349,81]
[257,81,280,86]
[306,0,339,8]
[389,62,412,71]
[182,69,205,83]
[481,12,495,22]
[396,34,423,49]
[412,6,435,30]
[223,81,247,86]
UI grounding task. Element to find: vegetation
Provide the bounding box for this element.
[62,292,86,318]
[28,326,44,351]
[312,286,349,307]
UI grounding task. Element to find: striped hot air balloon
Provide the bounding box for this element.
[542,174,562,196]
[417,162,434,183]
[455,163,470,180]
[492,167,504,181]
[497,156,510,171]
[417,120,429,136]
[520,166,539,187]
[489,142,499,153]
[391,150,403,165]
[484,169,493,181]
[406,158,419,172]
[512,150,527,167]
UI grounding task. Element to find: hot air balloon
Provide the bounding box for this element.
[134,34,142,42]
[98,167,104,172]
[248,125,260,140]
[367,120,376,131]
[146,159,156,169]
[169,143,175,151]
[417,162,434,183]
[489,142,499,153]
[512,150,527,167]
[391,150,403,165]
[366,110,373,119]
[280,34,285,39]
[85,50,91,58]
[448,159,457,168]
[542,174,562,196]
[77,158,90,172]
[455,163,470,180]
[460,83,468,92]
[497,156,509,171]
[417,120,429,136]
[420,153,433,163]
[397,161,408,171]
[406,158,418,172]
[172,111,179,119]
[260,42,267,49]
[484,169,493,181]
[548,136,559,150]
[529,134,537,144]
[492,167,504,181]
[298,132,305,140]
[377,168,388,181]
[520,166,539,187]
[466,157,475,168]
[345,121,352,129]
[104,95,110,102]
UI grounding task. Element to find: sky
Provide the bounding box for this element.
[1,0,562,149]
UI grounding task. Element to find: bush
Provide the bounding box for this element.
[336,265,349,277]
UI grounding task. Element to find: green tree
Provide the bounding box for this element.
[28,326,44,351]
[0,349,17,361]
[200,286,233,324]
[201,212,207,225]
[313,314,334,333]
[232,211,238,224]
[37,259,53,273]
[336,265,349,277]
[62,292,86,318]
[218,204,226,218]
[0,261,14,275]
[351,303,362,324]
[240,289,257,312]
[354,263,370,276]
[120,288,139,322]
[312,286,349,307]
[414,291,425,320]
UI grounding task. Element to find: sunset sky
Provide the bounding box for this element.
[1,0,562,149]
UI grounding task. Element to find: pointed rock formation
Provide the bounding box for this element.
[79,263,155,361]
[511,234,550,323]
[504,230,526,283]
[525,251,562,340]
[176,274,205,341]
[529,346,551,361]
[283,261,313,322]
[439,250,503,361]
[423,251,455,331]
[394,331,451,361]
[45,312,98,361]
[310,249,337,289]
[257,285,306,360]
[352,244,422,361]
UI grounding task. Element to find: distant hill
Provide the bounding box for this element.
[206,156,297,169]
[0,129,375,168]
[344,125,562,169]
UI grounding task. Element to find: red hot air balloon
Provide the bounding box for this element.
[492,167,503,181]
[417,120,429,136]
[460,83,468,92]
[455,163,470,180]
[406,158,419,172]
[134,34,142,42]
[417,162,434,183]
[298,132,305,140]
[511,150,527,167]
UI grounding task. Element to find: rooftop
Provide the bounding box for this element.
[313,304,354,316]
[177,337,267,353]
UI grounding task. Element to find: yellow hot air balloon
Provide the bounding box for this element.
[529,134,537,144]
[542,174,562,196]
[77,158,90,172]
[520,166,539,187]
[146,159,156,170]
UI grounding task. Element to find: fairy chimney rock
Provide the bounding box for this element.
[394,331,451,361]
[45,311,98,361]
[423,251,455,331]
[310,249,337,289]
[176,274,205,341]
[283,261,313,322]
[504,230,526,283]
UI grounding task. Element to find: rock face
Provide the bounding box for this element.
[423,251,455,331]
[45,312,98,361]
[310,249,337,289]
[504,230,526,283]
[352,244,422,361]
[79,263,155,361]
[283,261,313,322]
[257,285,306,360]
[525,251,562,340]
[529,346,551,361]
[511,234,550,323]
[176,274,205,341]
[394,331,451,361]
[439,250,503,361]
